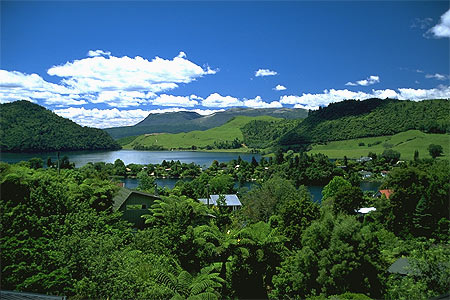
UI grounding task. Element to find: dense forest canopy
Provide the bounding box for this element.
[1,148,449,299]
[0,101,120,152]
[242,98,450,149]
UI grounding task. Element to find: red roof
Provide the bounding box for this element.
[379,189,393,199]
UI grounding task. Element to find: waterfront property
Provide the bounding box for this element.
[113,187,159,228]
[198,194,242,211]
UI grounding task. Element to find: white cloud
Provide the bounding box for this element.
[87,50,111,57]
[0,70,83,106]
[255,69,278,77]
[429,9,450,38]
[151,94,200,107]
[411,17,434,30]
[53,107,222,128]
[202,93,243,107]
[280,86,450,110]
[425,73,448,81]
[243,96,282,108]
[345,75,380,86]
[48,51,217,94]
[273,84,287,91]
[91,91,155,107]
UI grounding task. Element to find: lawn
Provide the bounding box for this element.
[308,130,449,160]
[123,116,280,150]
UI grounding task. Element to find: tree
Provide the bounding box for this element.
[322,176,352,201]
[414,150,419,161]
[137,170,155,192]
[381,149,401,163]
[29,157,43,169]
[428,144,443,158]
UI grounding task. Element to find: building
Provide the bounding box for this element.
[198,194,242,211]
[0,290,66,300]
[374,189,394,199]
[113,187,160,228]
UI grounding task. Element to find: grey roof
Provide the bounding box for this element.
[112,187,159,211]
[198,194,241,207]
[388,258,412,275]
[0,290,65,300]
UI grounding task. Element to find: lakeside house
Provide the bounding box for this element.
[357,156,372,163]
[359,170,373,179]
[374,189,394,199]
[113,187,159,228]
[198,194,242,211]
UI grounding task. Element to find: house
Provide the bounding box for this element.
[355,207,377,214]
[357,156,372,163]
[198,194,242,211]
[374,189,394,199]
[113,187,160,228]
[388,257,412,275]
[359,170,373,179]
[0,290,66,300]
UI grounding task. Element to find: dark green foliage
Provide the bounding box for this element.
[0,101,120,152]
[375,160,449,240]
[428,143,444,158]
[271,214,384,299]
[381,149,401,163]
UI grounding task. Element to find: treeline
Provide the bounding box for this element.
[0,101,121,152]
[241,98,450,149]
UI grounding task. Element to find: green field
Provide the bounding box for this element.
[308,130,449,160]
[123,116,281,151]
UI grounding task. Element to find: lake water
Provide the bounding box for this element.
[0,150,261,168]
[120,177,381,203]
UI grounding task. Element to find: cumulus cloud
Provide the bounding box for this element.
[345,75,380,86]
[280,86,450,110]
[0,51,218,108]
[255,69,278,77]
[151,94,200,107]
[48,51,217,94]
[202,93,243,107]
[0,70,84,106]
[428,9,450,38]
[243,96,282,108]
[53,107,222,128]
[425,73,448,81]
[273,84,287,91]
[87,49,111,57]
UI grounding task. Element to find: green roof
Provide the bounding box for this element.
[113,187,159,211]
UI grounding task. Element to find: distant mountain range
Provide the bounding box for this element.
[0,101,121,152]
[104,107,308,139]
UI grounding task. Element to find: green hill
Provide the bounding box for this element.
[308,130,449,160]
[0,101,121,152]
[241,98,449,150]
[122,116,281,151]
[105,107,307,139]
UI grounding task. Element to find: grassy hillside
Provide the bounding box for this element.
[308,130,449,160]
[241,99,449,150]
[280,99,449,146]
[105,107,307,139]
[0,101,120,152]
[123,116,281,151]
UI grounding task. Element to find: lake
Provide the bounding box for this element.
[120,177,381,203]
[0,149,261,168]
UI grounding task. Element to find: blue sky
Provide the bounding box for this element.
[1,1,449,128]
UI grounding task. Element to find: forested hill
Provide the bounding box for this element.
[242,98,449,149]
[0,101,121,152]
[104,107,308,139]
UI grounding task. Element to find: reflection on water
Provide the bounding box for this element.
[120,178,381,203]
[0,149,261,168]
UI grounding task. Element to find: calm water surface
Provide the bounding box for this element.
[0,150,261,168]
